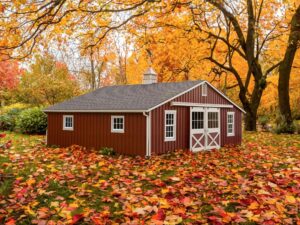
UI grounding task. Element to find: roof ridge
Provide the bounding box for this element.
[97,80,203,89]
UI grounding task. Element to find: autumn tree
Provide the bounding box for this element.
[18,55,81,106]
[0,0,299,131]
[278,4,300,133]
[0,59,22,106]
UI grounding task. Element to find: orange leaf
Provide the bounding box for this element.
[5,218,16,225]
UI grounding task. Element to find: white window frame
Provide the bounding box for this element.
[63,115,74,131]
[164,110,176,142]
[111,115,125,133]
[227,112,235,136]
[202,83,207,96]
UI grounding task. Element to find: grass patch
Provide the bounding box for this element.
[0,179,14,196]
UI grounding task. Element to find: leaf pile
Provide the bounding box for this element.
[0,132,300,224]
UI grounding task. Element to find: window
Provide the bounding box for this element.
[208,112,218,129]
[111,116,124,133]
[202,83,207,96]
[63,115,73,131]
[227,112,235,136]
[165,110,176,141]
[192,111,204,129]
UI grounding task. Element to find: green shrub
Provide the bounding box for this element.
[274,114,295,134]
[16,108,47,134]
[99,147,115,156]
[0,108,23,131]
[295,121,300,134]
[258,115,270,131]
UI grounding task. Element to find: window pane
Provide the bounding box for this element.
[208,112,218,128]
[166,125,174,138]
[65,117,73,128]
[166,114,174,125]
[192,112,204,129]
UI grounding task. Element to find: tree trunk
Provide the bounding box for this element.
[90,57,96,90]
[244,111,257,131]
[238,75,264,131]
[278,5,300,132]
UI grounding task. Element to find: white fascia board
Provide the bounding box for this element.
[171,102,233,108]
[44,109,146,113]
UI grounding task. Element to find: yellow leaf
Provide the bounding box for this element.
[50,201,59,208]
[164,215,183,224]
[158,198,170,209]
[69,203,79,208]
[248,201,259,210]
[275,202,285,212]
[285,195,296,204]
[161,188,169,194]
[98,162,105,167]
[26,178,36,186]
[23,205,36,216]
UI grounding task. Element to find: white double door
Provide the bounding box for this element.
[190,107,220,152]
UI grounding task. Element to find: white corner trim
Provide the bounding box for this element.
[111,115,125,133]
[143,112,151,157]
[171,102,233,108]
[63,115,74,131]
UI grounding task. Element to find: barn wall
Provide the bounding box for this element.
[47,112,146,156]
[151,105,190,155]
[220,108,242,146]
[151,83,242,155]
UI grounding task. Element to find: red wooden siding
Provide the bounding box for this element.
[151,105,190,155]
[220,108,242,146]
[47,112,146,156]
[151,84,242,155]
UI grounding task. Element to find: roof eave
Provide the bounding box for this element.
[43,109,147,113]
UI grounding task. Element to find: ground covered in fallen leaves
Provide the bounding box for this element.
[0,132,300,225]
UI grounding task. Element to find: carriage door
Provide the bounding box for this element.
[190,107,205,151]
[190,107,220,151]
[206,108,220,150]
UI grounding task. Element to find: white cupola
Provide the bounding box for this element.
[143,67,157,84]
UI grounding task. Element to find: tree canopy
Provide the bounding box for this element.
[0,0,299,131]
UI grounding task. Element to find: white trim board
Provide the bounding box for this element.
[44,109,146,113]
[171,102,233,108]
[143,112,151,157]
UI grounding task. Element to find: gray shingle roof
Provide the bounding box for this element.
[44,80,204,112]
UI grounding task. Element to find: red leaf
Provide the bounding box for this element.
[71,214,83,225]
[5,218,16,225]
[151,209,166,221]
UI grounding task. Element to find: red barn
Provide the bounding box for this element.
[44,68,245,156]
